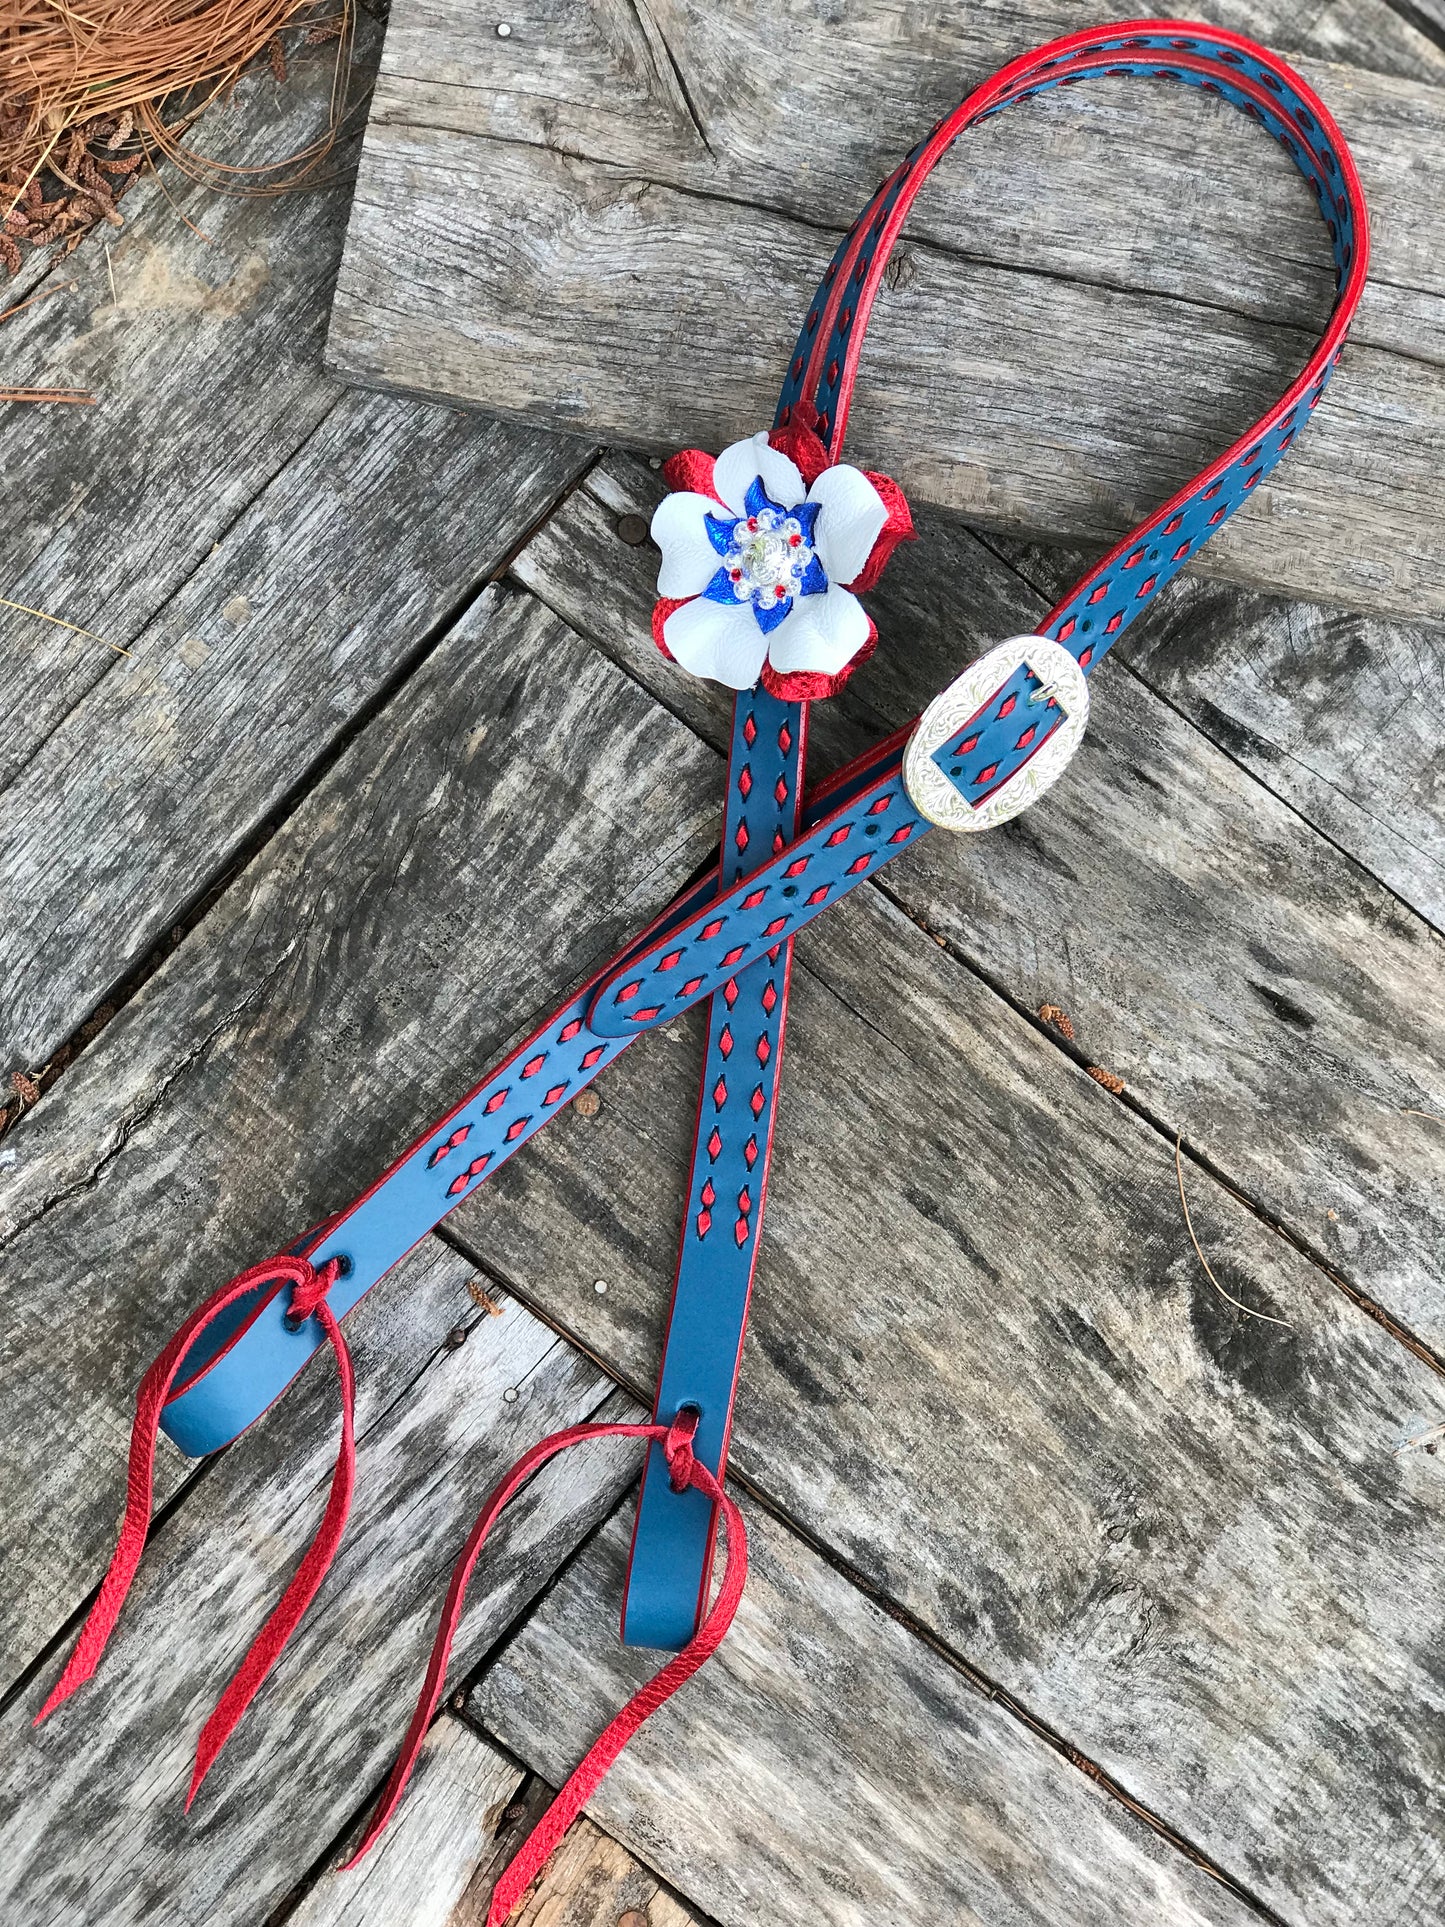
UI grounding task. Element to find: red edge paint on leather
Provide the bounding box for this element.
[56,19,1368,1881]
[38,1256,355,1805]
[621,691,808,1644]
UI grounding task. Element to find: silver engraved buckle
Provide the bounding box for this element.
[901,635,1089,833]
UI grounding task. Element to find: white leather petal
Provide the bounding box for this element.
[807,463,888,586]
[765,584,871,676]
[663,595,771,690]
[652,490,731,598]
[712,431,806,517]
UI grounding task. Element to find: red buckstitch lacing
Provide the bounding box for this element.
[35,1253,355,1808]
[344,1410,746,1927]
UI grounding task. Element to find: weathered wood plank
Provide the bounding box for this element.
[453,870,1445,1927]
[1301,0,1445,77]
[510,454,1445,1352]
[290,1717,713,1927]
[475,1506,1266,1927]
[1394,0,1445,46]
[0,1242,639,1925]
[0,585,719,1689]
[0,33,591,1083]
[0,34,368,791]
[329,0,1445,620]
[985,528,1445,927]
[286,1718,528,1927]
[0,401,590,1077]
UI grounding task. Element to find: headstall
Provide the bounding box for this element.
[35,20,1368,1919]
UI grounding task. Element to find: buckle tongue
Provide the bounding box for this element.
[902,635,1088,832]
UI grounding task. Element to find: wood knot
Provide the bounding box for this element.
[884,249,917,292]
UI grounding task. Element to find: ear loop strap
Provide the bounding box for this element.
[618,19,1370,1645]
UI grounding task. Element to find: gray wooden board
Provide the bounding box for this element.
[453,877,1445,1927]
[475,1507,1268,1927]
[328,0,1445,621]
[1,34,371,791]
[1302,0,1445,75]
[0,584,718,1690]
[983,528,1445,927]
[509,454,1445,1353]
[287,1718,532,1927]
[0,1242,640,1926]
[0,578,1287,1924]
[291,1716,714,1927]
[0,49,592,1081]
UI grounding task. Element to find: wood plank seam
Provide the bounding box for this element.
[0,1452,210,1725]
[0,385,350,816]
[271,1710,729,1927]
[1386,0,1445,56]
[867,867,1445,1383]
[438,1229,1293,1926]
[969,526,1445,943]
[266,1713,525,1924]
[0,939,304,1260]
[0,446,600,1144]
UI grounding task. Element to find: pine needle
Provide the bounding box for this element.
[0,595,129,656]
[1174,1131,1293,1329]
[0,387,95,402]
[1397,1418,1445,1456]
[0,0,357,270]
[0,281,75,326]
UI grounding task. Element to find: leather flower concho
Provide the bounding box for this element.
[651,421,914,700]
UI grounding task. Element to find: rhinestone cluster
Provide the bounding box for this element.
[722,508,819,609]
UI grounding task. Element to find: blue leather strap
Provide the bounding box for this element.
[622,687,804,1648]
[556,22,1371,1650]
[155,24,1370,1638]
